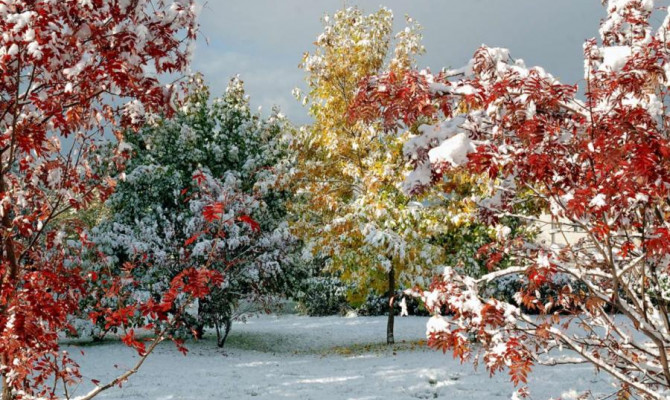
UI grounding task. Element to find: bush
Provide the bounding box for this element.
[357,290,429,317]
[485,274,592,314]
[294,276,349,316]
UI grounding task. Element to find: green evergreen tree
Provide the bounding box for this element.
[86,75,299,347]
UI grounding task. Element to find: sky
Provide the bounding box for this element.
[189,1,609,124]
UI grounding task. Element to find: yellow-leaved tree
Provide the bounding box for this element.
[291,7,445,344]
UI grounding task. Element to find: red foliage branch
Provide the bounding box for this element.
[0,1,203,398]
[351,2,670,398]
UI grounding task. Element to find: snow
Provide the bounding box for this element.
[6,11,36,32]
[47,167,62,189]
[427,133,474,167]
[494,225,511,241]
[26,41,42,59]
[453,85,476,95]
[589,193,607,208]
[7,43,18,56]
[65,314,616,399]
[600,46,631,72]
[608,0,653,13]
[403,162,432,193]
[426,315,449,334]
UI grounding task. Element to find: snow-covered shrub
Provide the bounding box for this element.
[484,275,591,315]
[83,75,301,347]
[356,290,428,317]
[294,275,349,316]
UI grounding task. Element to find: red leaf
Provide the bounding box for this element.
[238,214,261,233]
[121,329,146,356]
[202,202,224,223]
[184,233,201,247]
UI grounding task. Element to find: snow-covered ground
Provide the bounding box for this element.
[65,315,616,399]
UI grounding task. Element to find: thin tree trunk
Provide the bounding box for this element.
[2,373,12,400]
[387,265,395,345]
[0,174,19,293]
[1,174,17,400]
[216,316,232,348]
[194,298,205,339]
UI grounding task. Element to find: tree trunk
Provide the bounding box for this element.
[2,373,13,400]
[194,298,205,340]
[1,174,16,400]
[386,265,395,345]
[194,323,205,340]
[216,315,232,349]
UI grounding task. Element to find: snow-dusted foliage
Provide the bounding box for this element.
[87,75,299,348]
[293,7,445,344]
[294,274,349,316]
[0,1,200,398]
[352,1,670,398]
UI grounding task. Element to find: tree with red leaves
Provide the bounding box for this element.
[351,1,670,398]
[0,1,210,399]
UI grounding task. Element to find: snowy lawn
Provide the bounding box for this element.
[66,315,616,399]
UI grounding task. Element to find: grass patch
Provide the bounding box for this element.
[321,339,428,357]
[61,330,429,357]
[222,331,297,353]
